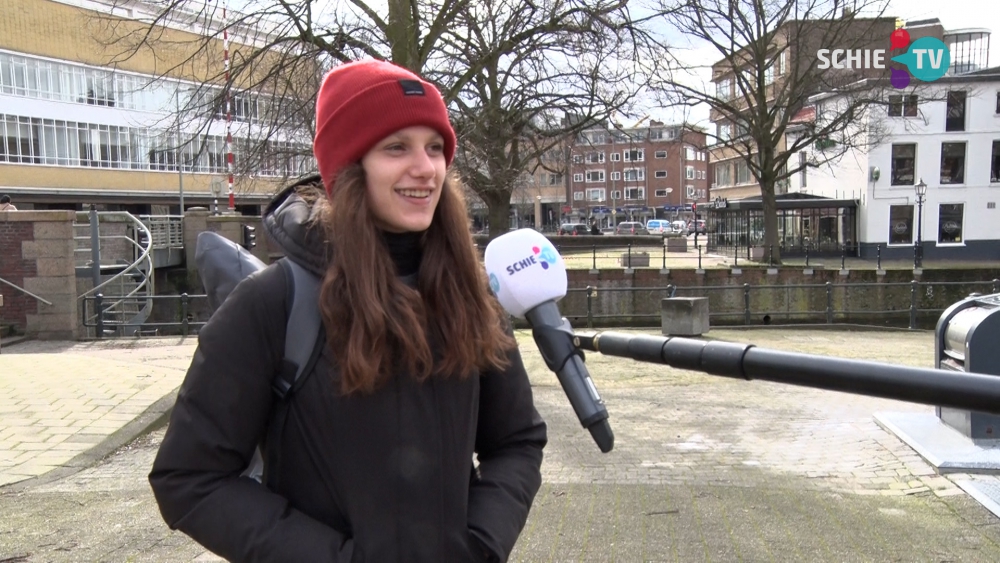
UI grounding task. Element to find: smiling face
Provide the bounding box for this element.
[360,126,447,233]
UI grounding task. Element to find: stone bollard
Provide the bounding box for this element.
[661,297,710,336]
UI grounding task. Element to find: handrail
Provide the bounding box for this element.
[0,276,54,306]
[78,214,154,299]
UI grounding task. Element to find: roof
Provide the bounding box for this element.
[788,106,816,124]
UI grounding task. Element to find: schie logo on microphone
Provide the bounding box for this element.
[489,272,501,293]
[505,245,558,276]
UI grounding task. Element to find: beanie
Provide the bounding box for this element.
[313,59,456,195]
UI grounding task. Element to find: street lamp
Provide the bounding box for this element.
[914,178,927,269]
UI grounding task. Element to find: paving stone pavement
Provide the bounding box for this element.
[2,329,1000,561]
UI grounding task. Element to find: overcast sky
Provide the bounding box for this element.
[646,1,1000,129]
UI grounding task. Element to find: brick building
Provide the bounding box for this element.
[566,121,709,227]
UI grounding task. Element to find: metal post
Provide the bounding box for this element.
[909,280,918,329]
[768,245,773,266]
[734,251,738,268]
[181,293,190,337]
[592,245,597,270]
[95,293,104,339]
[89,205,101,289]
[805,246,810,267]
[876,244,882,270]
[826,282,833,324]
[841,245,846,270]
[915,195,924,269]
[662,244,666,269]
[743,283,751,325]
[586,286,594,329]
[627,243,632,267]
[698,244,702,270]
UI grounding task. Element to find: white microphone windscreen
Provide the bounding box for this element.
[484,229,568,318]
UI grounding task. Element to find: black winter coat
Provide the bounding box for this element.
[149,180,547,562]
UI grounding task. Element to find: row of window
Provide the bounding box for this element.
[0,51,263,123]
[572,186,707,202]
[887,91,969,133]
[573,147,709,164]
[887,203,965,245]
[714,160,753,187]
[577,127,682,145]
[0,113,312,177]
[715,52,788,101]
[890,140,1000,186]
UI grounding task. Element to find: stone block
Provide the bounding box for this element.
[32,220,75,240]
[666,237,688,253]
[620,252,650,268]
[661,297,710,336]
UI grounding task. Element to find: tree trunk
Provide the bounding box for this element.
[760,180,781,265]
[483,191,511,241]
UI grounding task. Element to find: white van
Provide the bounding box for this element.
[671,220,689,235]
[646,220,671,234]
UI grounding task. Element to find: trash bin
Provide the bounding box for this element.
[935,293,1000,440]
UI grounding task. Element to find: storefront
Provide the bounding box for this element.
[704,193,858,260]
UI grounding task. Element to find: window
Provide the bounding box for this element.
[572,155,582,163]
[938,203,964,243]
[573,191,583,201]
[654,150,667,159]
[716,78,732,100]
[611,190,621,200]
[611,171,621,180]
[585,170,605,182]
[940,142,966,184]
[548,174,563,185]
[992,141,1000,182]
[623,168,644,181]
[685,165,695,179]
[573,173,583,182]
[655,189,669,197]
[736,160,751,184]
[946,91,967,132]
[764,65,775,85]
[779,51,787,75]
[585,151,605,163]
[888,205,914,244]
[891,144,916,185]
[624,149,644,162]
[799,152,807,187]
[610,153,621,162]
[586,188,605,202]
[996,92,1000,114]
[888,95,918,117]
[685,147,695,160]
[624,187,644,200]
[686,185,695,198]
[654,170,667,178]
[714,162,731,186]
[649,129,664,140]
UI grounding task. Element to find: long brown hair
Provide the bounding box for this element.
[312,164,515,394]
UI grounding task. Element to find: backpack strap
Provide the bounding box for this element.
[243,258,324,485]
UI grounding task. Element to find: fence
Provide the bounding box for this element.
[563,278,1000,330]
[81,293,209,337]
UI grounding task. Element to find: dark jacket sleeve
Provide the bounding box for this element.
[467,328,547,562]
[148,265,355,563]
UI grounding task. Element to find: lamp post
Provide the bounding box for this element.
[914,178,927,269]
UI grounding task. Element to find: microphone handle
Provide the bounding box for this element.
[526,302,614,453]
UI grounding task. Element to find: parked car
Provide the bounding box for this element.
[687,219,706,234]
[558,223,590,236]
[670,220,689,236]
[615,221,649,235]
[645,219,671,234]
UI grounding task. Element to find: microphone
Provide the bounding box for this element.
[484,229,614,453]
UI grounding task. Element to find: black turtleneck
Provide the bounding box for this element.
[382,231,424,276]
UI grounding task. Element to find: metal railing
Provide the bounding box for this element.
[138,215,184,249]
[568,278,1000,330]
[81,293,209,338]
[0,276,53,306]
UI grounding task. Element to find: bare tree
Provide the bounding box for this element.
[653,0,906,263]
[96,0,662,236]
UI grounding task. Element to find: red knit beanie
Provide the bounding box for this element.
[314,59,456,195]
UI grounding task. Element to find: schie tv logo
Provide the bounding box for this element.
[505,245,558,276]
[816,28,951,89]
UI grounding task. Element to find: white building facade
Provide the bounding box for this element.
[788,70,1000,261]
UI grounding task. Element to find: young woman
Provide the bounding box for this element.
[149,59,547,562]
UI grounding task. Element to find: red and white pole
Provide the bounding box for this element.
[223,1,235,211]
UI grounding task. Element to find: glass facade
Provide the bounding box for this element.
[705,198,858,259]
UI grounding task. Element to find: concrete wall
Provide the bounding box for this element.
[0,210,79,339]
